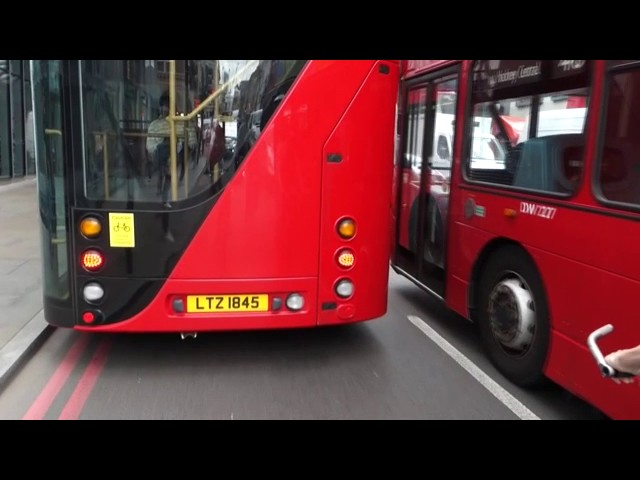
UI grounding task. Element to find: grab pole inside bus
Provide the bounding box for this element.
[166,60,259,202]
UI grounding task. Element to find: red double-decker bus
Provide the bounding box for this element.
[392,59,640,420]
[33,60,399,334]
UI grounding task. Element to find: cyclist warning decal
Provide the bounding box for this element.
[108,212,135,248]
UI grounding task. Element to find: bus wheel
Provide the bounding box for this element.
[477,245,550,388]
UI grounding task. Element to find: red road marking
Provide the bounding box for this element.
[22,334,91,420]
[58,338,112,420]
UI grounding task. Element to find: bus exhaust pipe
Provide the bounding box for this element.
[180,332,198,340]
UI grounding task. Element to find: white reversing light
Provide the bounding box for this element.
[83,282,105,303]
[335,279,354,298]
[286,293,305,311]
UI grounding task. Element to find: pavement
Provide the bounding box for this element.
[0,176,54,388]
[0,152,216,389]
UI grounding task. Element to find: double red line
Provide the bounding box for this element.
[22,334,112,420]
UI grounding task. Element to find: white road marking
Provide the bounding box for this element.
[407,315,540,420]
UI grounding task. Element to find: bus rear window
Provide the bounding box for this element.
[79,60,307,208]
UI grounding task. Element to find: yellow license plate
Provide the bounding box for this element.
[186,295,269,313]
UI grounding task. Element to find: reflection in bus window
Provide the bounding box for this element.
[79,60,307,207]
[466,60,590,195]
[598,65,640,206]
[471,134,506,169]
[427,78,458,269]
[31,60,69,302]
[436,135,450,161]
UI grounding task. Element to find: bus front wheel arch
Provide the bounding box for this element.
[476,244,550,388]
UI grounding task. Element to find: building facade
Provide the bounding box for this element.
[0,60,35,179]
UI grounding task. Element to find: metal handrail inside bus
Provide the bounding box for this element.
[49,62,260,204]
[166,60,258,201]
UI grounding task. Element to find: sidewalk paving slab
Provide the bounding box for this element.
[0,177,51,389]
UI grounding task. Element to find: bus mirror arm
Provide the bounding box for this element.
[587,324,635,378]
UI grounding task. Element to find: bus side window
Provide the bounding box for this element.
[598,66,640,206]
[600,147,627,184]
[599,145,633,202]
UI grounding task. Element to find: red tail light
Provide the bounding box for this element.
[336,249,355,268]
[81,249,104,272]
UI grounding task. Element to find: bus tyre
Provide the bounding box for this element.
[476,245,550,388]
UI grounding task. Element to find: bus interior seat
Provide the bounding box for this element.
[512,134,585,193]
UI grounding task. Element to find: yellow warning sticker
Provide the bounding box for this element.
[108,212,135,248]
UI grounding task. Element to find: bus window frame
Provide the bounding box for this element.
[591,60,640,214]
[460,60,595,201]
[72,60,228,211]
[399,63,461,165]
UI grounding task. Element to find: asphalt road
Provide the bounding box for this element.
[0,270,606,420]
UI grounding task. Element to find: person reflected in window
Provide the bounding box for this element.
[145,93,197,205]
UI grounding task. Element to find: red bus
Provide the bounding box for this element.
[32,60,399,334]
[391,59,640,420]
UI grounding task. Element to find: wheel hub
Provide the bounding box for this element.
[488,277,535,353]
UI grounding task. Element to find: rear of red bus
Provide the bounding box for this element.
[32,60,399,332]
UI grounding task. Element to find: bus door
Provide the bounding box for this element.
[395,70,458,298]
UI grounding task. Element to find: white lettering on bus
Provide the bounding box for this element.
[490,62,542,86]
[495,70,517,84]
[519,201,557,220]
[557,60,586,72]
[518,63,541,79]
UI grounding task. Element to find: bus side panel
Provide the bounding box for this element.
[171,60,377,281]
[548,331,639,419]
[444,274,470,320]
[317,61,400,326]
[446,219,494,317]
[452,190,640,345]
[531,246,640,420]
[448,189,640,419]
